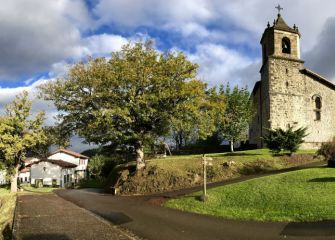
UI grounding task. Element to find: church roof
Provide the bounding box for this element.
[261,14,300,43]
[273,14,299,34]
[301,69,335,91]
[251,81,261,95]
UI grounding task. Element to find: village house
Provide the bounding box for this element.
[18,157,39,184]
[47,149,89,181]
[0,170,6,185]
[29,159,77,188]
[22,149,89,187]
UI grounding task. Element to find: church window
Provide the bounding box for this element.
[313,96,321,121]
[282,37,291,54]
[315,97,321,109]
[285,81,289,87]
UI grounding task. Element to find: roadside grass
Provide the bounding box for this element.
[21,185,57,193]
[0,187,16,238]
[165,167,335,222]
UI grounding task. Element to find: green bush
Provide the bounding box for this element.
[262,126,307,155]
[317,137,335,160]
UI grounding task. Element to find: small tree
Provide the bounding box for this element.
[88,154,108,178]
[0,91,47,192]
[218,84,254,152]
[263,126,308,155]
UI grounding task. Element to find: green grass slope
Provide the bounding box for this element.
[166,167,335,222]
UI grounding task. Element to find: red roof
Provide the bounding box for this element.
[20,167,30,173]
[50,148,89,159]
[28,159,77,168]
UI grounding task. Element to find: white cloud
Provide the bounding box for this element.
[80,34,128,57]
[94,0,213,28]
[189,43,259,88]
[0,0,91,81]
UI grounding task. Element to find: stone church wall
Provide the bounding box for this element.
[261,57,335,149]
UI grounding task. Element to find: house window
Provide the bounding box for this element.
[313,96,322,121]
[282,37,291,54]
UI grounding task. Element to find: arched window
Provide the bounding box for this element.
[315,96,321,110]
[313,95,322,121]
[282,37,291,54]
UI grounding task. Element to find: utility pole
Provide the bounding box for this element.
[200,154,212,202]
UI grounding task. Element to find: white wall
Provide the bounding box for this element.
[30,161,76,187]
[0,170,6,185]
[31,162,62,186]
[19,171,30,183]
[48,152,88,172]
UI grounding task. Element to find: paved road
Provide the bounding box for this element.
[13,193,139,240]
[57,174,335,240]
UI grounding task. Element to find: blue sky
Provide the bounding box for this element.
[1,0,335,151]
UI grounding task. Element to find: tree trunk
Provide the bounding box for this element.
[135,142,145,171]
[10,165,20,193]
[164,142,172,156]
[230,140,234,152]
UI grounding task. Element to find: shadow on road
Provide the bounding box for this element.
[94,211,133,225]
[281,220,335,237]
[22,234,71,240]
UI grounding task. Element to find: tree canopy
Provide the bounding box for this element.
[40,41,206,169]
[170,84,225,150]
[0,91,46,192]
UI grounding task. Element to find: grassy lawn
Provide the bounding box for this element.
[21,185,57,193]
[147,148,318,179]
[165,167,335,222]
[0,187,16,238]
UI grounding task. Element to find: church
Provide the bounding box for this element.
[249,12,335,149]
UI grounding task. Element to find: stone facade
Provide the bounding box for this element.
[250,14,335,149]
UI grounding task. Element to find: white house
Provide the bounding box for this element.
[47,149,89,183]
[0,170,6,185]
[19,168,30,183]
[29,160,77,187]
[18,157,39,184]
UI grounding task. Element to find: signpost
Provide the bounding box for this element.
[200,154,212,202]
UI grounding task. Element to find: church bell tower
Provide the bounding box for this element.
[249,6,305,148]
[260,12,301,67]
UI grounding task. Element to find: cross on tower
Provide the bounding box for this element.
[275,4,283,14]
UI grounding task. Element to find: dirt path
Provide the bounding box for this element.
[13,193,139,240]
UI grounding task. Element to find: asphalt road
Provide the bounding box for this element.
[57,170,335,240]
[12,193,139,240]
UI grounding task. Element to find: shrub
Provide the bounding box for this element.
[317,137,335,160]
[262,126,308,155]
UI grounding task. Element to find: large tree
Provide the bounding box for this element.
[0,91,46,192]
[219,84,254,152]
[40,42,201,170]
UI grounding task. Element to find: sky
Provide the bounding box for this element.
[1,0,335,152]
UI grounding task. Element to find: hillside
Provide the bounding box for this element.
[107,149,321,195]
